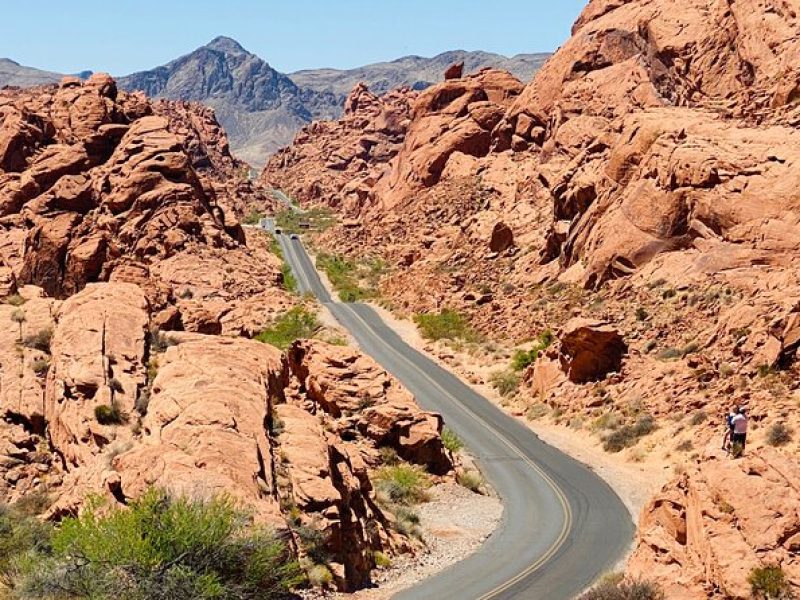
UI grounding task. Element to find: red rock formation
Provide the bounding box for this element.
[629,449,800,598]
[264,3,800,594]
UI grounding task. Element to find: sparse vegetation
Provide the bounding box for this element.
[489,369,520,398]
[579,575,665,600]
[441,427,464,453]
[10,309,25,342]
[5,294,26,307]
[766,422,793,447]
[94,401,125,425]
[243,209,266,225]
[603,415,657,453]
[22,328,53,353]
[315,252,386,302]
[675,439,693,452]
[0,488,304,599]
[414,309,480,343]
[255,307,319,350]
[148,328,179,353]
[307,564,333,588]
[30,358,50,376]
[510,330,554,372]
[374,464,431,505]
[689,410,708,426]
[276,206,336,233]
[373,551,392,568]
[456,470,484,494]
[635,307,649,321]
[748,565,793,599]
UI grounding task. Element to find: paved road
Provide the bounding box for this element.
[275,232,634,599]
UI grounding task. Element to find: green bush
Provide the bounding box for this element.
[280,263,297,294]
[766,423,793,447]
[22,328,53,353]
[579,576,665,600]
[441,427,464,453]
[414,309,480,342]
[511,330,554,372]
[374,465,431,505]
[316,253,374,303]
[490,369,520,398]
[748,565,793,599]
[255,307,319,350]
[373,551,392,568]
[7,489,304,600]
[94,402,125,425]
[603,415,656,453]
[307,564,333,588]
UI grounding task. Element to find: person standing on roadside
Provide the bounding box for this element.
[731,407,748,457]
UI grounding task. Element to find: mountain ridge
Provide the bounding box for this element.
[2,37,552,166]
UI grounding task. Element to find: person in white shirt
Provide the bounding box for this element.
[731,407,748,455]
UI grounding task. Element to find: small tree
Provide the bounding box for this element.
[10,309,25,342]
[748,565,793,599]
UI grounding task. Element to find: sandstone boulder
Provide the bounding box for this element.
[559,318,627,383]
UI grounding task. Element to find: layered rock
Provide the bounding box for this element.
[629,449,800,598]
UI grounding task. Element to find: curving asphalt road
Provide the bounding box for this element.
[275,232,634,600]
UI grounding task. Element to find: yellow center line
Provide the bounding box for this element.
[336,302,573,599]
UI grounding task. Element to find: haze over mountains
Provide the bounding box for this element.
[1,36,550,166]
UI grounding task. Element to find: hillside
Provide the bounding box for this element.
[264,0,800,597]
[0,58,61,87]
[290,50,551,99]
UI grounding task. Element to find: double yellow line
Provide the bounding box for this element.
[338,302,573,599]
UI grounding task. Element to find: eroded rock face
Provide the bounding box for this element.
[629,449,800,599]
[287,340,452,474]
[559,318,627,383]
[0,75,267,299]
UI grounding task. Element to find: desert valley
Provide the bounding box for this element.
[1,1,799,599]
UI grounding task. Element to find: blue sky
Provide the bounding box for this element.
[2,1,587,75]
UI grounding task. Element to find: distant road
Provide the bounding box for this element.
[275,232,634,599]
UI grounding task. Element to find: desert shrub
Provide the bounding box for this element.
[0,503,54,587]
[456,470,484,494]
[12,490,53,518]
[30,358,50,376]
[374,465,431,505]
[748,565,793,599]
[148,328,178,353]
[391,505,422,538]
[511,330,554,371]
[579,575,665,600]
[316,253,369,302]
[280,262,297,293]
[373,551,392,568]
[108,377,124,394]
[255,307,319,350]
[294,524,329,565]
[441,427,464,453]
[656,347,682,361]
[766,423,793,447]
[5,294,26,307]
[22,328,53,353]
[490,369,520,398]
[603,415,656,453]
[378,446,400,466]
[689,410,707,426]
[307,564,333,588]
[592,412,621,432]
[178,287,194,300]
[10,489,304,599]
[635,307,649,321]
[414,309,480,342]
[94,402,125,425]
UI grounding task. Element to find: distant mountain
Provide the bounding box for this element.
[4,38,551,167]
[119,38,551,167]
[290,50,551,98]
[0,58,61,88]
